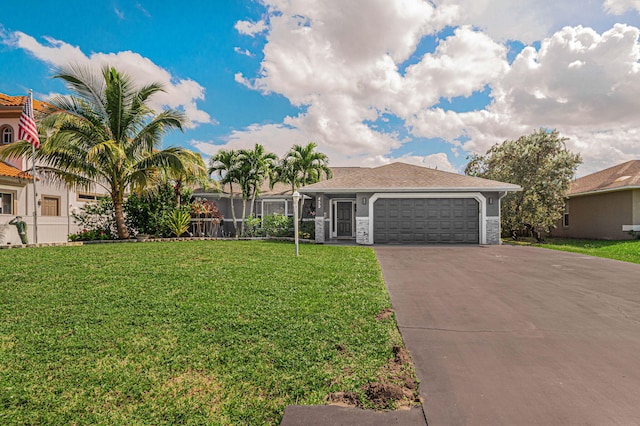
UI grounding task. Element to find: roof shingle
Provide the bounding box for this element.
[300,162,520,192]
[569,160,640,196]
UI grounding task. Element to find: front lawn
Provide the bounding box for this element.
[538,238,640,264]
[0,241,415,425]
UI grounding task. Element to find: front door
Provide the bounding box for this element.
[336,202,353,237]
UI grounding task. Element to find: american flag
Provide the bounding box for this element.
[18,94,40,149]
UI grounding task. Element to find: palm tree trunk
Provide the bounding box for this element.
[229,183,238,238]
[240,198,247,237]
[113,200,129,239]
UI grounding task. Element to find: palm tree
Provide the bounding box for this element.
[239,144,278,216]
[208,149,240,237]
[277,142,332,192]
[0,64,206,239]
[275,142,332,220]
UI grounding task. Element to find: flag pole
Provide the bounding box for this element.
[30,90,38,244]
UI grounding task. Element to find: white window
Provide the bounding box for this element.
[1,126,13,145]
[262,200,286,216]
[563,202,570,227]
[1,192,14,215]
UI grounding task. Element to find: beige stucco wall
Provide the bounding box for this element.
[551,190,635,240]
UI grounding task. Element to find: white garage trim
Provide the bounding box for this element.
[367,193,487,245]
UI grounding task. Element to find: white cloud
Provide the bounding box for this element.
[230,1,640,175]
[3,31,214,127]
[234,47,254,57]
[235,19,268,37]
[604,0,640,14]
[361,153,457,172]
[114,7,125,20]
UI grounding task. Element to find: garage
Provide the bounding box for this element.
[373,198,479,244]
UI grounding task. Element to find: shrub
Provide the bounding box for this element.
[125,182,176,237]
[299,220,315,239]
[263,214,292,237]
[244,214,263,237]
[70,198,118,240]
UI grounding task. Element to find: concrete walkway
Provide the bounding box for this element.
[376,245,640,425]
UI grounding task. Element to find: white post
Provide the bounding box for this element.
[293,191,300,256]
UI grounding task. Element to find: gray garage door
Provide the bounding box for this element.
[374,198,479,244]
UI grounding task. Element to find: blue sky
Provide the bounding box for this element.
[2,0,640,176]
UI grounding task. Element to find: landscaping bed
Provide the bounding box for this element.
[0,240,419,425]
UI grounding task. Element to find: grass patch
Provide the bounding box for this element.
[0,241,413,425]
[507,237,640,264]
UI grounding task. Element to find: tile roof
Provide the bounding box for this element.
[0,161,33,180]
[0,93,56,115]
[300,162,521,192]
[569,160,640,196]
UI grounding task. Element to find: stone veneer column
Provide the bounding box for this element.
[485,216,500,245]
[356,217,370,245]
[315,217,325,243]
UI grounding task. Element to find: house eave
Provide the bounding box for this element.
[568,186,640,198]
[300,186,521,194]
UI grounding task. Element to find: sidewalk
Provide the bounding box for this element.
[280,405,427,425]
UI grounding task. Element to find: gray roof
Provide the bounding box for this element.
[300,162,521,193]
[569,160,640,196]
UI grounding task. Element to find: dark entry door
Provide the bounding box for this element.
[336,202,353,237]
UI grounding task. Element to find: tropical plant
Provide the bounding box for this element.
[465,129,581,240]
[236,144,278,235]
[275,142,332,193]
[209,149,239,237]
[0,64,207,239]
[274,142,331,223]
[165,208,191,237]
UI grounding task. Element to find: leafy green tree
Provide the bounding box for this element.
[209,149,240,236]
[0,65,207,239]
[465,129,581,239]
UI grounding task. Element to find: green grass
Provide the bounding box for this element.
[0,241,405,425]
[535,238,640,264]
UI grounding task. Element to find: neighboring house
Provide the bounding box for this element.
[551,160,640,240]
[0,93,102,245]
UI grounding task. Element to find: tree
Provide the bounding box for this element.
[275,142,332,222]
[0,64,207,239]
[465,129,581,240]
[238,144,278,216]
[276,142,332,193]
[208,149,240,236]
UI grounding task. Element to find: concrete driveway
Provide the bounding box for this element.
[376,245,640,425]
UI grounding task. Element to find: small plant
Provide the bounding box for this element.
[263,214,293,237]
[165,209,191,237]
[68,229,112,242]
[243,214,263,237]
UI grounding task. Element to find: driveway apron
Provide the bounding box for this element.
[376,245,640,425]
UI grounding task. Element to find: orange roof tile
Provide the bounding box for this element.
[0,161,33,180]
[0,93,56,114]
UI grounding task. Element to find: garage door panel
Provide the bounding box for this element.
[374,198,479,244]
